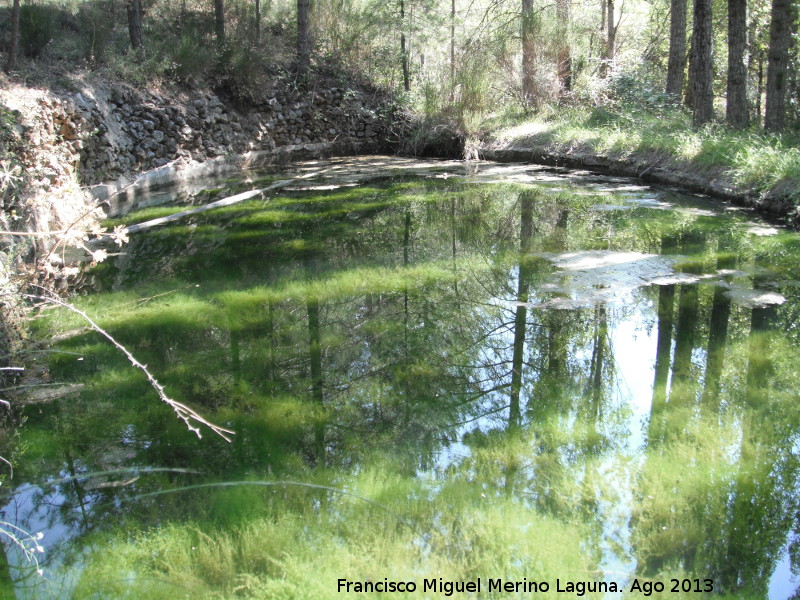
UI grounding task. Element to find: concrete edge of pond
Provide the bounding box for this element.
[92,140,384,218]
[478,140,800,227]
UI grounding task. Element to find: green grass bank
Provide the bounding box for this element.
[477,104,800,227]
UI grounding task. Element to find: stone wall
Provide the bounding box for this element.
[0,76,410,291]
[55,80,408,187]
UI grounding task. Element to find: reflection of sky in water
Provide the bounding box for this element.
[2,483,84,599]
[770,548,800,600]
[12,157,800,598]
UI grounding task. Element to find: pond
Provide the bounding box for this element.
[4,156,800,599]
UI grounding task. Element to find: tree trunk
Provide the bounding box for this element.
[650,283,675,438]
[726,0,749,127]
[214,0,225,44]
[701,273,733,404]
[556,0,572,94]
[764,0,794,131]
[521,0,536,102]
[450,0,456,101]
[307,296,325,464]
[684,40,694,106]
[509,192,534,428]
[665,0,687,97]
[4,0,20,73]
[126,0,144,51]
[297,0,311,75]
[606,0,616,73]
[599,0,608,77]
[400,0,410,91]
[256,0,261,44]
[756,50,764,119]
[690,0,714,126]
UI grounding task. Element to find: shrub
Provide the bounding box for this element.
[19,4,58,58]
[78,4,115,65]
[171,28,215,81]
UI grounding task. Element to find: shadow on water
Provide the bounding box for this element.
[5,157,800,599]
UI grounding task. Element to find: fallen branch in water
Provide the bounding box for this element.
[24,292,235,442]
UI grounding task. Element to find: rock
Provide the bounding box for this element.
[59,120,79,140]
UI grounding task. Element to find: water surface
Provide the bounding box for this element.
[4,157,800,599]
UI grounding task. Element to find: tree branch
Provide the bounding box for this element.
[25,293,235,442]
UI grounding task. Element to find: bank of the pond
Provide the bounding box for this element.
[0,69,410,405]
[477,120,800,227]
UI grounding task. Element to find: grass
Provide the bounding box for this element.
[486,104,800,206]
[67,456,594,600]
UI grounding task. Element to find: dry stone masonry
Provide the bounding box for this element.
[58,81,407,186]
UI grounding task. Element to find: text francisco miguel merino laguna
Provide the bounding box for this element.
[337,578,621,596]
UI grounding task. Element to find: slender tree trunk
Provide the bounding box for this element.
[450,0,456,101]
[400,0,410,91]
[764,0,795,131]
[256,0,261,44]
[4,0,20,73]
[556,0,572,94]
[214,0,226,44]
[650,283,675,442]
[665,0,687,97]
[701,287,731,404]
[756,50,764,118]
[126,0,144,51]
[588,305,608,414]
[521,0,536,102]
[684,40,694,106]
[307,297,325,464]
[690,0,714,125]
[671,284,699,400]
[606,0,616,72]
[599,0,608,77]
[509,193,534,428]
[726,0,749,127]
[297,0,311,75]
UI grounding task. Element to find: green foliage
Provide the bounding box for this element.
[78,3,115,64]
[213,43,269,101]
[611,71,679,112]
[171,27,215,81]
[19,3,57,58]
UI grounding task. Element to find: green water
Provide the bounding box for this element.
[5,157,800,599]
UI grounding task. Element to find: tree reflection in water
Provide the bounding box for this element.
[6,159,800,598]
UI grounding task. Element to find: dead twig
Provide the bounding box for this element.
[24,292,235,442]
